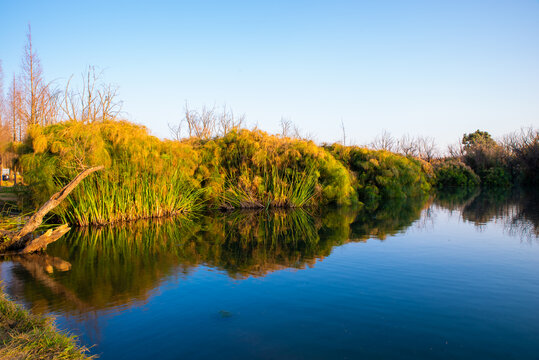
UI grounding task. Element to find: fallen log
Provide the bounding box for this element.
[0,166,104,254]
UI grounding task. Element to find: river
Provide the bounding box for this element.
[1,189,538,359]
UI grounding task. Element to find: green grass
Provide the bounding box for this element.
[222,166,317,209]
[58,165,204,226]
[0,285,93,359]
[17,121,439,225]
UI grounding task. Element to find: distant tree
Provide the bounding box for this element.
[7,75,23,142]
[340,119,346,146]
[20,24,57,127]
[417,136,438,161]
[447,141,464,158]
[371,130,396,151]
[61,66,122,122]
[216,104,245,136]
[279,117,293,137]
[398,134,419,157]
[462,130,496,149]
[170,103,245,140]
[0,61,4,127]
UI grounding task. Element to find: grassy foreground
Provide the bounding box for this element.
[0,287,92,359]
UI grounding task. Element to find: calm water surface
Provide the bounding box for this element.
[1,189,538,359]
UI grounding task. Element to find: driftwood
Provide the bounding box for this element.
[0,165,104,254]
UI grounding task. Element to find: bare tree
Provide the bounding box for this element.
[398,134,419,157]
[447,140,464,158]
[185,103,215,139]
[370,130,396,151]
[501,127,538,155]
[61,66,122,122]
[170,103,245,140]
[168,120,183,141]
[341,119,346,146]
[20,24,57,127]
[278,117,307,139]
[7,75,23,142]
[216,104,245,136]
[0,61,4,127]
[417,136,438,161]
[279,117,292,137]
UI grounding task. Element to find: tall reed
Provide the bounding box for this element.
[222,166,317,209]
[58,165,203,226]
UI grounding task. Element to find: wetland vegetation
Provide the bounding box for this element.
[0,26,537,359]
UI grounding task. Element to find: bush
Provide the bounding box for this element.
[19,121,202,225]
[193,129,356,207]
[432,158,480,188]
[327,144,432,206]
[18,121,440,224]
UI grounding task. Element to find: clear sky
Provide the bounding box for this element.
[1,0,538,147]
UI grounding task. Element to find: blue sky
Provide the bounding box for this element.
[1,0,538,146]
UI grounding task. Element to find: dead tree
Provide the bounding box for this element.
[0,165,104,254]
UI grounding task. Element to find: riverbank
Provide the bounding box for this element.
[11,120,537,227]
[0,287,92,359]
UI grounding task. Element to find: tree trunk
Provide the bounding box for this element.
[0,165,104,253]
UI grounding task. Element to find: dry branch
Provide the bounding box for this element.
[0,165,104,253]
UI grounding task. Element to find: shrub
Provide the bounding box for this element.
[19,121,202,225]
[432,158,480,188]
[327,144,432,206]
[193,129,356,207]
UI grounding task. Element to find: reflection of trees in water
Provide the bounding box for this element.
[3,196,429,320]
[434,188,539,241]
[2,190,535,343]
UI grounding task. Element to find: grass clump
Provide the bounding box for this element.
[193,129,356,208]
[327,144,433,207]
[0,286,93,359]
[222,166,317,209]
[17,121,440,224]
[60,165,203,226]
[19,121,202,225]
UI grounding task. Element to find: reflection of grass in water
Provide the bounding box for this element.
[321,195,430,241]
[433,187,480,211]
[15,197,429,314]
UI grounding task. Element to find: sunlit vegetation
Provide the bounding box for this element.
[15,119,443,224]
[8,119,538,226]
[431,158,480,188]
[0,287,92,359]
[193,128,355,208]
[0,26,536,225]
[440,128,539,189]
[18,120,202,225]
[327,144,433,207]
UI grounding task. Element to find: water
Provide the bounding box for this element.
[1,189,538,359]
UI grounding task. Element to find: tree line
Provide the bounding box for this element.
[0,25,121,184]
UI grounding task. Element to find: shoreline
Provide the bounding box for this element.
[0,287,93,359]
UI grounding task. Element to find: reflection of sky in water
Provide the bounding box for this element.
[1,189,538,359]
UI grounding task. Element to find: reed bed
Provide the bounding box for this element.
[59,166,203,226]
[222,166,317,209]
[18,121,439,226]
